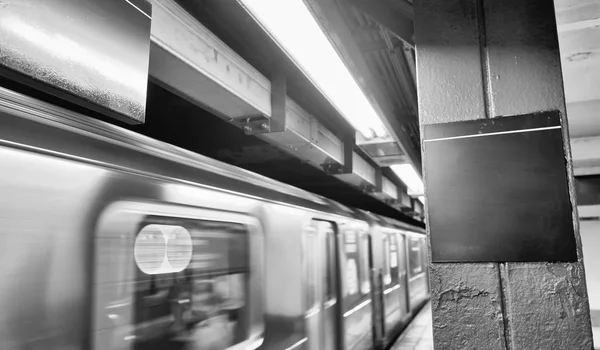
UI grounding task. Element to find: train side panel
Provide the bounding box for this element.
[0,145,106,349]
[338,223,373,350]
[406,233,430,311]
[0,87,430,350]
[259,204,308,350]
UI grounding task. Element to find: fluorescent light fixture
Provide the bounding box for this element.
[390,163,424,196]
[238,0,389,140]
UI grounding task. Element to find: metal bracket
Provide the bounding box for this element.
[397,188,412,209]
[374,166,383,194]
[233,71,287,135]
[323,129,354,175]
[322,158,344,174]
[232,115,271,135]
[342,132,355,174]
[269,72,287,133]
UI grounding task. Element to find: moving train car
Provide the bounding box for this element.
[0,86,429,350]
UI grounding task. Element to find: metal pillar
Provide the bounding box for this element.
[414,0,594,349]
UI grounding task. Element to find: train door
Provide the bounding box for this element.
[396,233,410,315]
[92,201,265,350]
[305,220,338,350]
[420,237,430,294]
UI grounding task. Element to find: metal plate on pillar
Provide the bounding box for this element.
[424,111,577,262]
[0,0,152,123]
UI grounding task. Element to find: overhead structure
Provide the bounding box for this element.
[151,0,345,176]
[299,0,420,170]
[237,0,423,203]
[346,0,415,47]
[0,0,424,220]
[239,0,390,140]
[555,0,600,178]
[149,0,424,218]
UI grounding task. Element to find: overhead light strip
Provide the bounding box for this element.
[238,0,390,140]
[390,163,424,204]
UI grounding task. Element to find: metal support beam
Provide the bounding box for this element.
[270,72,287,132]
[396,188,412,210]
[347,0,415,47]
[342,132,355,174]
[335,151,377,189]
[576,176,600,206]
[572,136,600,176]
[579,205,600,219]
[374,166,383,194]
[149,0,344,172]
[381,176,399,201]
[149,0,415,216]
[415,0,592,348]
[303,0,422,174]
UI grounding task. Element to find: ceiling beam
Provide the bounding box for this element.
[303,0,422,174]
[578,204,600,219]
[572,136,600,176]
[150,0,347,174]
[575,175,600,206]
[347,0,415,47]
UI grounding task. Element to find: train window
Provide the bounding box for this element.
[358,233,371,294]
[383,235,392,285]
[390,234,398,268]
[134,224,193,275]
[344,231,359,296]
[420,238,428,273]
[409,237,424,277]
[306,228,320,310]
[324,225,336,302]
[130,217,252,349]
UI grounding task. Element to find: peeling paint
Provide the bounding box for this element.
[436,285,490,310]
[567,51,594,61]
[415,0,592,348]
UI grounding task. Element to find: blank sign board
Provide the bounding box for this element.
[423,111,577,263]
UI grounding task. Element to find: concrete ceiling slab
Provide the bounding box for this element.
[555,0,600,173]
[567,100,600,138]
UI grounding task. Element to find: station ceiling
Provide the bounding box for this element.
[156,0,425,222]
[2,0,597,224]
[137,82,425,227]
[555,0,600,177]
[0,0,426,225]
[176,0,421,168]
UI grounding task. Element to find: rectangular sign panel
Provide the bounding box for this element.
[423,111,577,262]
[0,0,151,123]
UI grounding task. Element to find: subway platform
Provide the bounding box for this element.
[391,302,433,350]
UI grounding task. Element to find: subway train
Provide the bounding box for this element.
[0,86,429,350]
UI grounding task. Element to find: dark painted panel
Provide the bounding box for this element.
[424,112,577,262]
[423,111,561,141]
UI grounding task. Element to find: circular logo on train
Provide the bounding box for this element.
[134,224,193,274]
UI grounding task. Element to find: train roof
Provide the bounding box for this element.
[0,86,424,233]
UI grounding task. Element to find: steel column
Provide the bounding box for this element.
[415,0,593,348]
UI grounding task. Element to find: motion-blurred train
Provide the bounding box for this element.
[0,86,429,350]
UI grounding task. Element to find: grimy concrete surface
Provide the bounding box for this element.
[414,0,594,349]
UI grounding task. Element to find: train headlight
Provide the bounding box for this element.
[134,224,193,274]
